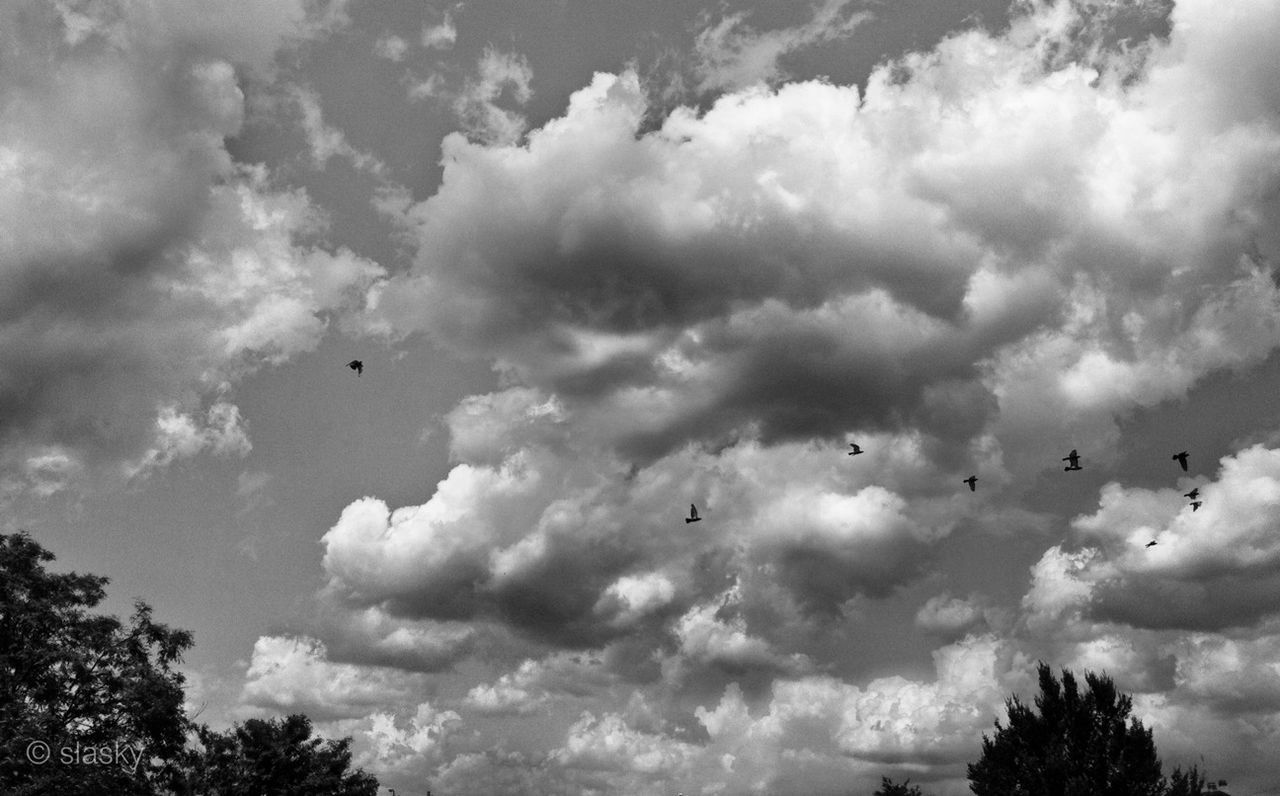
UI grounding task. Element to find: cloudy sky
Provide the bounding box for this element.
[7,0,1280,793]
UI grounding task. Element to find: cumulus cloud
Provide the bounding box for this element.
[320,398,988,653]
[0,0,379,494]
[240,636,426,720]
[671,580,812,676]
[345,702,462,775]
[554,709,700,778]
[916,592,992,638]
[594,571,678,628]
[641,633,1015,793]
[365,0,1279,484]
[303,0,1280,791]
[1000,439,1280,785]
[1019,445,1280,632]
[310,600,481,673]
[461,650,618,716]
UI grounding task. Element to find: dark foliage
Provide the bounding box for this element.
[0,531,193,795]
[875,775,927,796]
[967,661,1214,796]
[968,662,1164,796]
[1165,765,1207,796]
[180,714,379,796]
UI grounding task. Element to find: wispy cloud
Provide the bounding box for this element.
[693,0,873,92]
[292,85,388,175]
[422,12,458,51]
[452,47,534,145]
[373,33,408,62]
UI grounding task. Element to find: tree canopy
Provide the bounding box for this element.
[1,531,193,794]
[181,713,379,796]
[1,531,379,796]
[967,662,1204,796]
[874,776,926,796]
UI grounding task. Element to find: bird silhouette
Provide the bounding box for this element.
[347,359,363,376]
[964,475,978,492]
[1191,501,1202,512]
[1146,540,1157,548]
[685,504,702,524]
[1184,488,1199,500]
[1062,449,1082,471]
[1172,451,1189,471]
[847,443,863,456]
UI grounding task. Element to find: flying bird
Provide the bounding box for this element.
[964,475,978,492]
[686,504,702,524]
[847,443,863,456]
[347,359,363,376]
[1191,501,1202,512]
[1172,451,1189,471]
[1063,449,1082,471]
[1146,540,1157,548]
[1184,488,1199,500]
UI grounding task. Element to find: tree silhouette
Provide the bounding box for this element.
[968,662,1205,796]
[181,713,378,796]
[0,531,193,795]
[874,775,927,796]
[1,531,380,795]
[1165,765,1207,796]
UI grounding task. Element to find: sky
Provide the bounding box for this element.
[6,0,1280,793]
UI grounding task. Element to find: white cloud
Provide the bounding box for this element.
[127,401,251,479]
[672,580,811,675]
[13,447,83,499]
[1025,445,1280,632]
[916,593,990,637]
[349,702,461,773]
[422,13,457,51]
[373,33,408,62]
[595,571,678,628]
[555,709,700,776]
[673,634,1015,793]
[464,677,542,716]
[320,458,544,607]
[240,636,426,720]
[1021,545,1099,634]
[312,601,479,673]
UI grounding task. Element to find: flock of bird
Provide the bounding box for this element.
[684,441,1204,546]
[346,359,1201,549]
